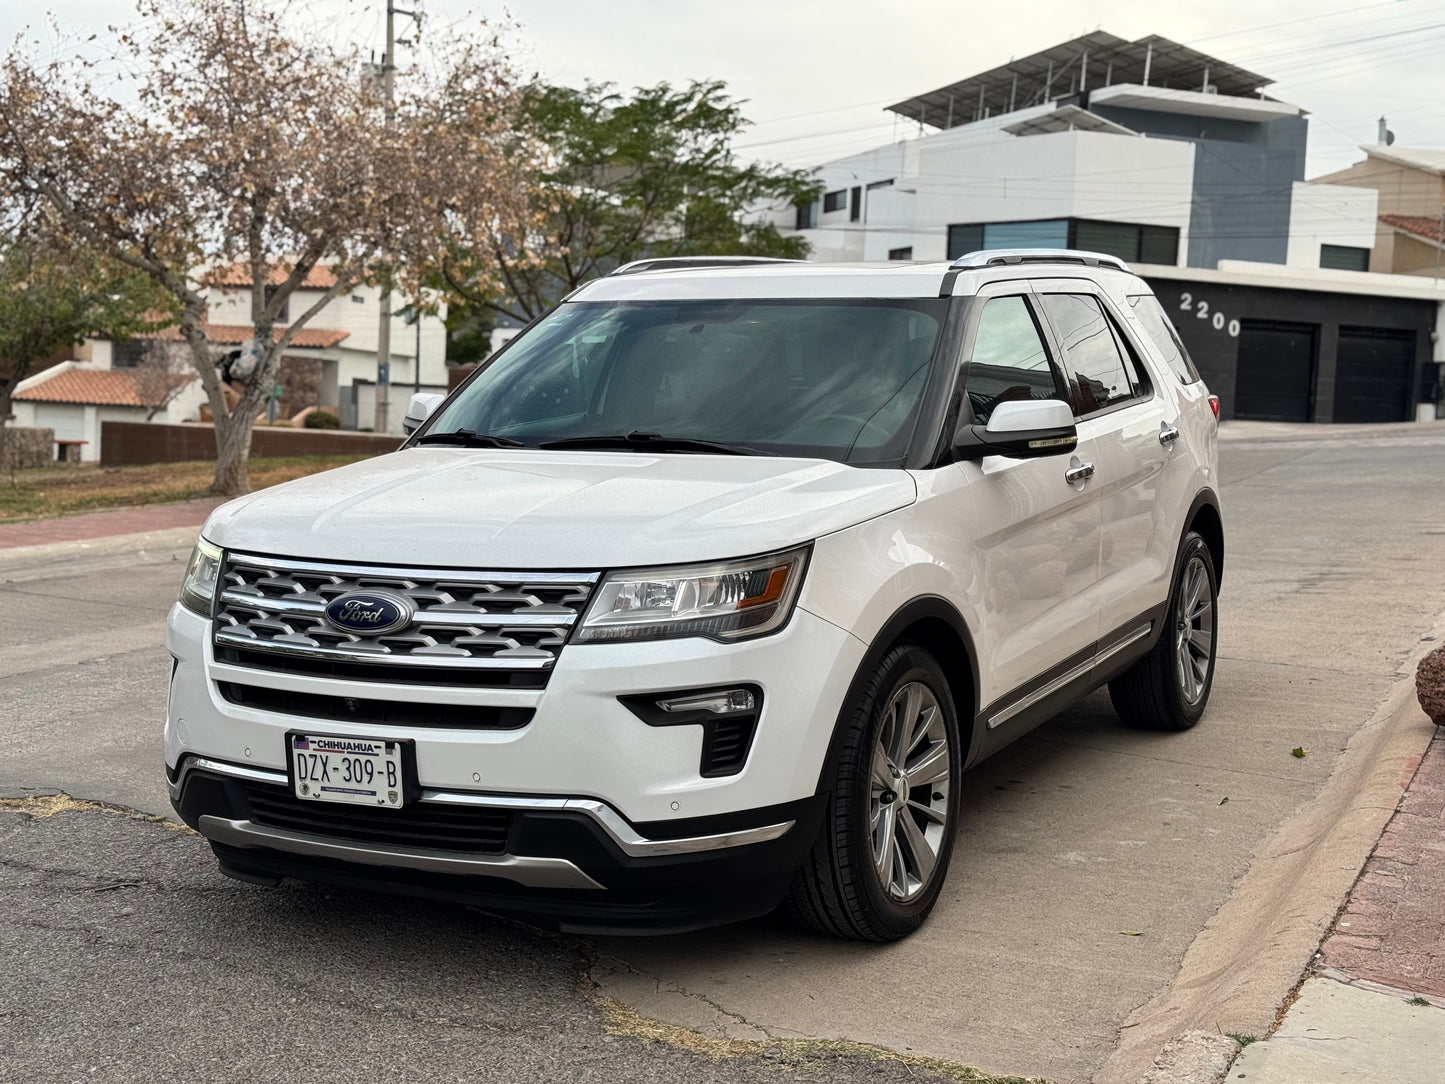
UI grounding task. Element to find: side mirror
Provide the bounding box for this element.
[402,392,446,436]
[954,398,1078,460]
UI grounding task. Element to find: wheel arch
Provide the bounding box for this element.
[1185,488,1225,586]
[812,596,982,797]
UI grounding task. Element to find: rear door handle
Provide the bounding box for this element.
[1065,461,1095,484]
[1159,424,1181,446]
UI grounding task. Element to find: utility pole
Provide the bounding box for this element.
[374,0,420,432]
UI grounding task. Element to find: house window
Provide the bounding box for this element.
[112,341,147,368]
[1321,244,1370,272]
[1139,225,1180,265]
[794,201,819,230]
[823,189,847,214]
[947,224,985,258]
[888,246,914,261]
[850,186,862,223]
[944,218,1180,265]
[350,293,365,304]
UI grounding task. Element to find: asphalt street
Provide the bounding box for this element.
[3,423,1445,1083]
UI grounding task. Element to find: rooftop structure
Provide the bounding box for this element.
[886,32,1274,130]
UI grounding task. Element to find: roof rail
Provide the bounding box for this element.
[608,256,803,276]
[950,249,1133,273]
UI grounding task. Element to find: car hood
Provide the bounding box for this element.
[203,448,917,569]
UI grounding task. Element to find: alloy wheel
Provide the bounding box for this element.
[1174,554,1215,705]
[869,681,951,901]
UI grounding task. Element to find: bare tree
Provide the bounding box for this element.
[0,0,534,494]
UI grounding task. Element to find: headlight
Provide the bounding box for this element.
[179,538,223,616]
[575,545,810,644]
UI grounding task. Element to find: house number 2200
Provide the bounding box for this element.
[1178,293,1240,337]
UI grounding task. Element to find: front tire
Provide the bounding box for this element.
[1109,531,1219,731]
[787,645,961,941]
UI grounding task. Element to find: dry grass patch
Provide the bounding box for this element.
[591,993,1045,1083]
[0,792,194,833]
[0,454,370,523]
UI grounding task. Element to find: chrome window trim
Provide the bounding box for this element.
[172,756,794,858]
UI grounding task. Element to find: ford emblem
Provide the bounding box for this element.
[324,590,414,636]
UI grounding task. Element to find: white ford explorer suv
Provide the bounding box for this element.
[166,249,1222,941]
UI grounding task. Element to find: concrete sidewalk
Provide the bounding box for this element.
[0,499,221,577]
[1217,417,1445,443]
[0,497,224,550]
[1227,729,1445,1083]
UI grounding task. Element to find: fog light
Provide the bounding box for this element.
[657,689,755,714]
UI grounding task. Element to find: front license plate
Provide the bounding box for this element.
[289,734,405,808]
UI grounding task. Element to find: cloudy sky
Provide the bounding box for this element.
[4,0,1442,178]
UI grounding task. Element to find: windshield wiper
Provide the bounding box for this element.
[537,431,769,456]
[413,429,525,448]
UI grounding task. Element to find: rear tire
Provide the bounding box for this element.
[787,644,961,941]
[1109,531,1218,731]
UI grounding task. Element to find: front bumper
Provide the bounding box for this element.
[166,601,863,826]
[171,756,824,934]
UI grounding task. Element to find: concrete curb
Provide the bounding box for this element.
[1139,1031,1240,1084]
[0,525,203,579]
[1095,608,1445,1084]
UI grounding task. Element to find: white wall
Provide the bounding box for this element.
[1285,182,1379,269]
[770,121,1195,265]
[207,283,449,387]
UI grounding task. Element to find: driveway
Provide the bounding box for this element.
[4,422,1444,1083]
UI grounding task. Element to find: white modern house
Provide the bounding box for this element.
[192,264,449,429]
[763,32,1377,272]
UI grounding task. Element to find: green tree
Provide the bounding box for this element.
[445,80,822,323]
[0,237,165,451]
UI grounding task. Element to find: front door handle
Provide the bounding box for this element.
[1065,460,1095,485]
[1159,423,1181,446]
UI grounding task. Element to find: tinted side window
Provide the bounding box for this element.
[1039,293,1137,415]
[1128,293,1201,384]
[964,296,1066,424]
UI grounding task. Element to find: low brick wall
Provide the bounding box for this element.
[100,421,403,466]
[0,426,56,469]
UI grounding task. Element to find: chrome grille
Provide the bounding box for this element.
[214,553,598,673]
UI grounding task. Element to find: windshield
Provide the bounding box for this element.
[424,299,949,465]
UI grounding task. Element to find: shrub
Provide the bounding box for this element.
[304,410,341,430]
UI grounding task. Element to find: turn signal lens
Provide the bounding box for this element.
[657,689,757,714]
[576,546,811,644]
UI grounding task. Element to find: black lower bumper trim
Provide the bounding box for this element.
[173,767,823,935]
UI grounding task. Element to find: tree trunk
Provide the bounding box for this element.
[211,407,254,495]
[0,383,15,479]
[209,343,283,497]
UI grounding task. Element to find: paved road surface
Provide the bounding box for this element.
[4,425,1445,1083]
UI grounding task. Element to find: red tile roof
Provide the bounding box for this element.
[207,263,339,289]
[15,369,147,406]
[145,323,350,348]
[1380,214,1445,244]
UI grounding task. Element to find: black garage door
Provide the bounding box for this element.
[1235,320,1317,422]
[1334,327,1415,423]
